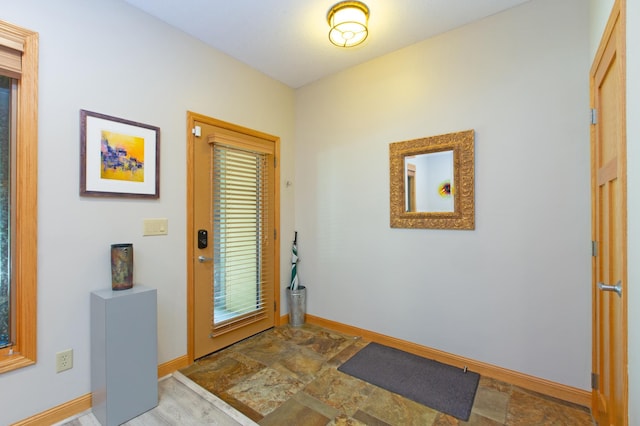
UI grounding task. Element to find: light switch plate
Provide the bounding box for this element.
[143,218,168,236]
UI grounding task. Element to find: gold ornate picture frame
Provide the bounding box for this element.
[389,130,474,230]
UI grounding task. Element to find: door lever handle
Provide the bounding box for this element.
[598,280,622,297]
[198,256,213,263]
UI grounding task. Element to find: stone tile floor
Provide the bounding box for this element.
[181,324,594,425]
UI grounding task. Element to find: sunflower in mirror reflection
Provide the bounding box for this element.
[439,180,453,198]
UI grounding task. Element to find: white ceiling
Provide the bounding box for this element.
[123,0,532,88]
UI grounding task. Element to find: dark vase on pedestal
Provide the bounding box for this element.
[111,243,133,290]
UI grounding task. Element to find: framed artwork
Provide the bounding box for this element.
[80,110,160,198]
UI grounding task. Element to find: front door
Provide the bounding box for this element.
[590,1,627,424]
[187,112,279,360]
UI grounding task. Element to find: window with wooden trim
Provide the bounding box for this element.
[0,19,38,374]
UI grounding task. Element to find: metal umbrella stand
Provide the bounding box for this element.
[287,232,306,326]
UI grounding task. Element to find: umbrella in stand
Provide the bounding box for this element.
[290,231,299,290]
[288,231,306,327]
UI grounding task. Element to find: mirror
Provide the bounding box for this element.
[404,150,454,213]
[390,130,474,229]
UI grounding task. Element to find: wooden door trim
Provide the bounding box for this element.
[590,0,627,423]
[186,111,281,364]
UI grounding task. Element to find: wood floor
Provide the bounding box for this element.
[56,372,257,426]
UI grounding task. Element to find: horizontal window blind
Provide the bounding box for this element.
[211,143,272,335]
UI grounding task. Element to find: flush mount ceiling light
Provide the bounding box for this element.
[327,1,370,48]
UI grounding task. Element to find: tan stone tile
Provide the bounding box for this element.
[293,390,341,420]
[237,336,297,366]
[348,411,388,425]
[296,328,355,359]
[180,324,595,426]
[327,338,368,367]
[471,386,509,423]
[179,362,202,376]
[227,328,280,353]
[183,353,265,393]
[271,345,328,384]
[180,350,228,375]
[506,388,594,425]
[271,323,322,342]
[227,367,306,416]
[216,390,264,423]
[512,386,591,413]
[478,376,512,393]
[304,368,374,416]
[359,386,439,426]
[336,411,376,426]
[466,412,505,425]
[434,412,504,425]
[433,413,461,425]
[258,398,330,426]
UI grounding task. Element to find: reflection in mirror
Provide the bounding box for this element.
[389,130,474,230]
[404,150,454,213]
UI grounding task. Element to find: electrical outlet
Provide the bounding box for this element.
[56,349,73,373]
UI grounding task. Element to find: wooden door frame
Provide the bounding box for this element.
[590,0,628,422]
[186,111,281,364]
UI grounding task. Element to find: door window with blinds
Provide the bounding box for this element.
[211,142,274,335]
[191,117,277,359]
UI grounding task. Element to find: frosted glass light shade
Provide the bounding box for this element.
[327,1,369,47]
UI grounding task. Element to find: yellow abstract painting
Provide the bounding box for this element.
[100,130,145,182]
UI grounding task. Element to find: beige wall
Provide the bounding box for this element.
[0,1,295,424]
[590,0,616,57]
[3,0,624,423]
[295,0,590,390]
